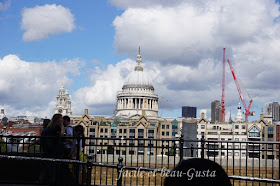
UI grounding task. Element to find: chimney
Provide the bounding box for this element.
[201,112,205,119]
[84,108,88,115]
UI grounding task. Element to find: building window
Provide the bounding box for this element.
[162,132,165,136]
[235,125,239,129]
[172,120,178,129]
[242,145,246,149]
[242,125,246,129]
[201,125,205,129]
[119,129,122,133]
[268,134,273,138]
[201,132,205,136]
[234,145,239,149]
[90,128,95,132]
[101,128,103,133]
[228,145,232,149]
[162,125,165,129]
[249,126,260,137]
[228,152,232,156]
[235,152,239,156]
[221,138,225,140]
[268,127,274,132]
[235,132,239,135]
[124,129,127,133]
[235,138,239,141]
[228,138,232,141]
[166,132,169,136]
[105,129,108,133]
[242,152,246,157]
[166,125,170,129]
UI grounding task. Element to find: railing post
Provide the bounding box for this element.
[191,144,194,157]
[86,155,93,186]
[179,133,184,162]
[117,157,123,186]
[201,135,205,159]
[77,132,81,161]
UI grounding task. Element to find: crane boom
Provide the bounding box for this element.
[221,48,226,122]
[227,59,254,122]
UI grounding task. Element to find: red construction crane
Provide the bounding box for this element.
[221,48,226,122]
[227,59,255,122]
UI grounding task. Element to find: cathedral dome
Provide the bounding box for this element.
[124,70,153,88]
[116,47,158,118]
[122,47,154,90]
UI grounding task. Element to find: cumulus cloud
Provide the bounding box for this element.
[113,0,280,65]
[21,4,75,41]
[0,54,82,118]
[71,59,135,115]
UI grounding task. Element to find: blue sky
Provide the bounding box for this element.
[0,0,280,122]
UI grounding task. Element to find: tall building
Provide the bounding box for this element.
[54,84,72,116]
[211,100,221,123]
[182,106,197,118]
[268,102,279,121]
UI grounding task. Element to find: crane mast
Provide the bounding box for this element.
[221,48,226,122]
[227,59,254,122]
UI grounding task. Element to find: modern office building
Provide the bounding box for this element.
[211,100,221,123]
[182,106,197,118]
[268,102,279,121]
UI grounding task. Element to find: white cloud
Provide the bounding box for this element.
[0,54,82,118]
[21,4,75,41]
[0,0,10,11]
[71,59,135,115]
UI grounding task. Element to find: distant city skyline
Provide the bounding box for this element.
[0,0,280,121]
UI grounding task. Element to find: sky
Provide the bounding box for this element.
[0,0,280,121]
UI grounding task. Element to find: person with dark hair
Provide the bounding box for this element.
[40,114,65,185]
[41,114,64,158]
[42,119,51,129]
[63,115,73,158]
[164,158,231,186]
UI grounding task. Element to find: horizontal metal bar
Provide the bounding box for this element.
[229,175,280,183]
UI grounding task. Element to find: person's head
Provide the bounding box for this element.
[164,158,231,186]
[43,119,51,129]
[63,115,71,127]
[47,114,64,133]
[73,125,84,137]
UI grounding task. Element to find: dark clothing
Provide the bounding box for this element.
[40,127,64,158]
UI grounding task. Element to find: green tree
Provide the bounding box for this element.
[0,139,7,152]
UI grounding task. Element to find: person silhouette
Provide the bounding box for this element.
[164,158,231,186]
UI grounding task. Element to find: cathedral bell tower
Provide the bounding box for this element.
[54,83,72,116]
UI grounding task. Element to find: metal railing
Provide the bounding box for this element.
[0,134,279,185]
